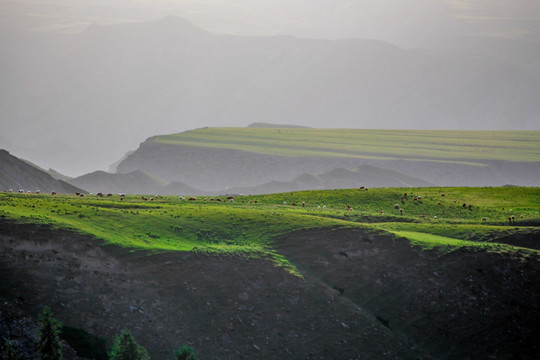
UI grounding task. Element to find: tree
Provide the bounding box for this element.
[2,339,22,360]
[173,345,199,360]
[36,306,63,360]
[108,330,149,360]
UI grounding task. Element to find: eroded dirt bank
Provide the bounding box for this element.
[1,220,415,360]
[275,228,540,360]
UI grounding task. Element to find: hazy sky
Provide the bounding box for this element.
[3,0,540,45]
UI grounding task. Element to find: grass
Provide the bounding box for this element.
[1,187,539,272]
[153,128,540,163]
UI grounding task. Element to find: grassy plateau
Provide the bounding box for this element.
[1,187,539,273]
[154,128,540,163]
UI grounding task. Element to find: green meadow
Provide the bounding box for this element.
[154,128,540,163]
[1,187,539,272]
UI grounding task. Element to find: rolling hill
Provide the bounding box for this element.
[1,187,539,359]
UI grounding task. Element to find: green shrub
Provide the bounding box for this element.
[173,345,199,360]
[108,330,149,360]
[2,339,22,360]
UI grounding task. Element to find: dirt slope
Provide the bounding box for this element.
[1,220,539,359]
[0,220,417,360]
[274,228,540,360]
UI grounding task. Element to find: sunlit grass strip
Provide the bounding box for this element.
[390,230,540,255]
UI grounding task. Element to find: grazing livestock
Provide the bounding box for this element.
[511,215,515,221]
[36,190,40,194]
[118,193,126,197]
[482,217,487,221]
[434,216,438,219]
[468,204,473,210]
[438,202,442,205]
[97,192,103,197]
[79,194,85,197]
[521,215,524,219]
[292,202,296,206]
[75,192,80,196]
[317,205,321,209]
[227,196,234,200]
[463,203,467,208]
[283,202,287,205]
[188,197,197,201]
[416,196,422,200]
[141,196,147,201]
[394,204,400,209]
[107,193,113,197]
[51,191,56,195]
[216,198,223,202]
[229,199,234,203]
[322,205,327,209]
[302,201,306,207]
[399,208,403,214]
[18,189,24,193]
[441,193,445,197]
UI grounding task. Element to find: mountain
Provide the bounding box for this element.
[227,166,435,195]
[114,127,540,192]
[68,170,202,195]
[0,149,85,194]
[1,16,539,176]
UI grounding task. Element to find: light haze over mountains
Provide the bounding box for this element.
[1,0,540,177]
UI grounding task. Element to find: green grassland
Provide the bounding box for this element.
[153,128,540,163]
[1,187,539,273]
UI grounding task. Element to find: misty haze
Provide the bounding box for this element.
[1,1,540,360]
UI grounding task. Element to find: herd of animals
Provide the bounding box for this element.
[2,187,529,224]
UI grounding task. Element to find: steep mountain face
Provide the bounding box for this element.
[2,16,539,176]
[0,150,85,194]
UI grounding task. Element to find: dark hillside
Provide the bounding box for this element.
[0,150,85,194]
[0,220,416,360]
[1,220,538,359]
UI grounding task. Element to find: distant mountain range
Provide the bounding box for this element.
[3,126,539,195]
[1,15,539,176]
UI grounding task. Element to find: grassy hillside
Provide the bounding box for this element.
[1,187,539,273]
[154,128,540,163]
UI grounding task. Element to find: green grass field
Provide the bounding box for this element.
[153,128,540,163]
[1,187,539,272]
